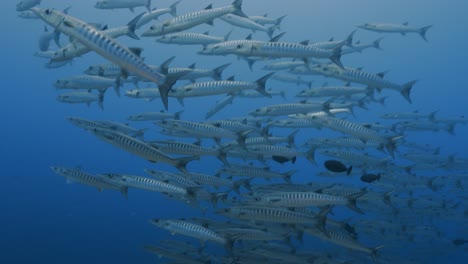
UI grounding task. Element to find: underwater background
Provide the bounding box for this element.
[2,0,468,263]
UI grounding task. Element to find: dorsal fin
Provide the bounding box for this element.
[270,32,285,42]
[101,24,108,30]
[403,22,409,26]
[300,40,309,45]
[376,70,389,78]
[245,33,252,40]
[329,37,334,41]
[128,47,143,57]
[227,76,235,81]
[188,63,196,69]
[205,4,213,10]
[203,31,209,35]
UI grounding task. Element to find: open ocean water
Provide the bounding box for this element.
[2,0,468,263]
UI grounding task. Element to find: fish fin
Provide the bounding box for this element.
[128,47,143,57]
[169,0,180,16]
[129,7,135,13]
[160,56,175,74]
[255,72,275,97]
[226,75,235,81]
[231,0,247,18]
[400,80,417,103]
[347,166,353,176]
[419,25,432,42]
[146,0,152,12]
[346,191,366,214]
[329,42,344,69]
[213,63,231,80]
[270,32,286,42]
[224,30,232,41]
[373,37,384,50]
[205,20,214,26]
[204,4,213,10]
[176,157,198,174]
[126,13,145,40]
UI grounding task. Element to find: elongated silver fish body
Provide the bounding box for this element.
[32,8,172,109]
[102,173,188,195]
[50,166,124,193]
[143,0,245,36]
[151,219,227,244]
[157,31,227,45]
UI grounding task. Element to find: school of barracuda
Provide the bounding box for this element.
[20,0,468,263]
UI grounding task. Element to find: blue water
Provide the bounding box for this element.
[2,0,468,263]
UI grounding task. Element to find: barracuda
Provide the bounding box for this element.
[311,64,417,103]
[32,7,174,109]
[250,100,332,117]
[50,166,127,197]
[156,120,252,146]
[127,111,182,121]
[142,0,246,37]
[169,73,273,103]
[232,39,345,68]
[358,22,432,41]
[94,0,151,12]
[102,173,190,196]
[151,219,227,245]
[145,169,199,188]
[248,191,366,214]
[206,95,235,119]
[148,140,228,164]
[220,14,276,38]
[219,164,297,183]
[157,30,231,45]
[313,115,403,156]
[134,1,180,29]
[90,128,194,172]
[296,83,372,98]
[56,91,104,109]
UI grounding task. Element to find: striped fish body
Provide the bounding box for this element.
[319,149,390,166]
[268,118,323,129]
[32,8,171,108]
[56,91,102,106]
[125,88,160,99]
[158,32,225,45]
[94,0,150,10]
[50,166,122,191]
[252,41,334,58]
[148,140,220,157]
[251,191,350,207]
[151,219,227,245]
[251,102,326,116]
[90,128,185,168]
[198,39,262,56]
[127,112,179,121]
[185,172,234,188]
[103,173,187,195]
[262,61,306,71]
[318,116,388,144]
[136,1,180,29]
[54,75,115,90]
[220,206,320,224]
[221,14,273,35]
[296,86,370,98]
[171,80,257,98]
[156,120,239,140]
[143,0,244,36]
[85,63,122,77]
[206,95,235,119]
[217,228,285,241]
[145,169,199,188]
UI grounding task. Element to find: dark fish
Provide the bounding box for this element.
[324,160,352,175]
[360,173,381,183]
[452,239,468,246]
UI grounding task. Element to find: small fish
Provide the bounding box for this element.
[324,160,352,175]
[360,173,381,183]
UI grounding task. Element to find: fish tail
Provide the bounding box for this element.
[169,0,180,16]
[97,90,105,110]
[400,80,417,103]
[275,15,287,27]
[345,29,356,47]
[213,63,231,80]
[330,43,344,69]
[346,166,353,176]
[373,37,384,50]
[371,245,384,263]
[231,0,247,18]
[126,13,145,40]
[346,191,366,214]
[217,150,229,165]
[383,188,397,207]
[224,30,233,41]
[255,72,275,97]
[237,129,253,148]
[146,0,152,12]
[267,25,278,39]
[419,25,432,42]
[176,156,197,173]
[287,130,298,147]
